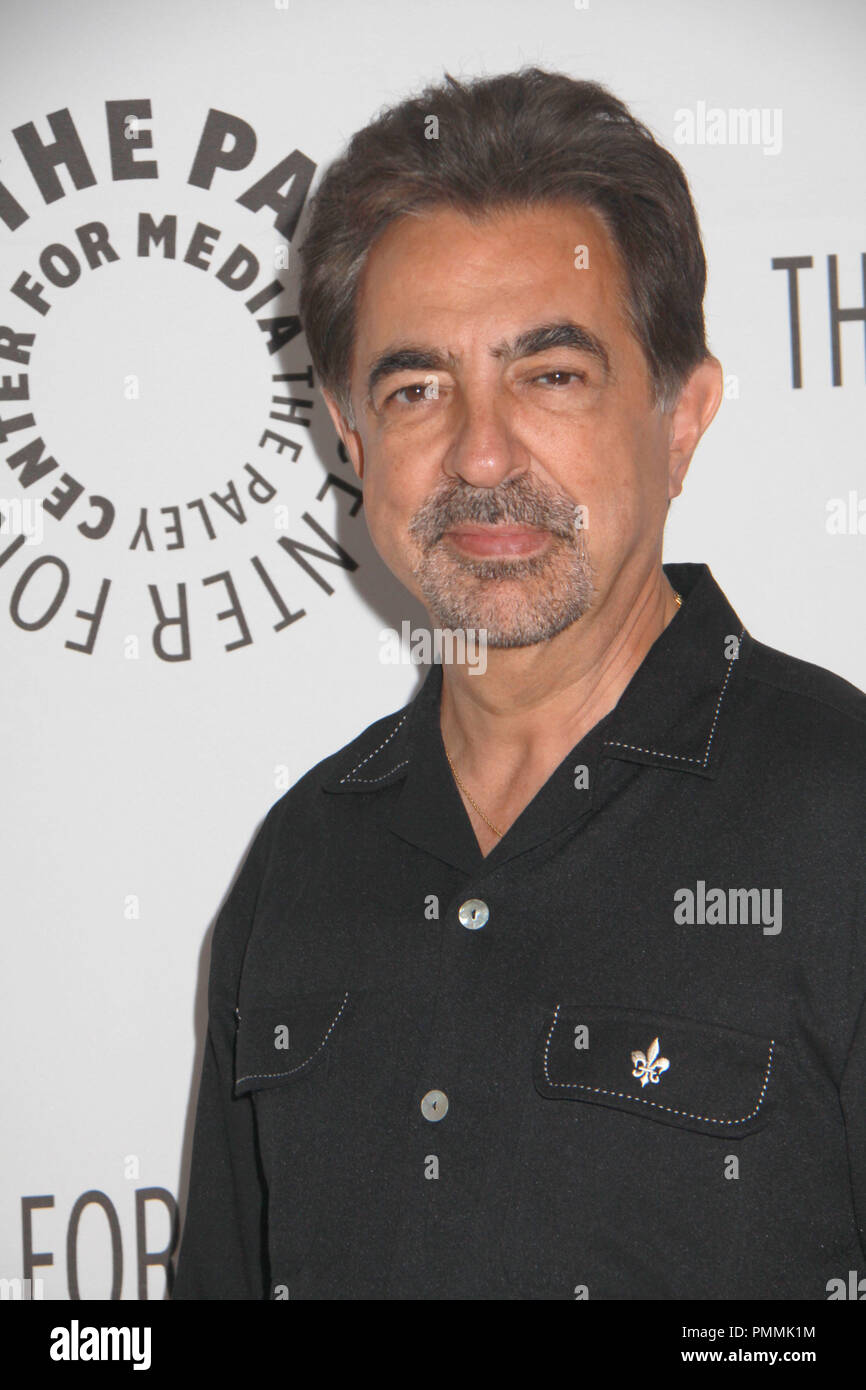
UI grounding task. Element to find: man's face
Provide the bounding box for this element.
[325,200,689,647]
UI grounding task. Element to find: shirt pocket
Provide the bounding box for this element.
[232,990,352,1291]
[534,1003,778,1137]
[233,990,351,1097]
[497,1004,783,1298]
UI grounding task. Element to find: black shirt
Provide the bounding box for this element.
[172,561,866,1300]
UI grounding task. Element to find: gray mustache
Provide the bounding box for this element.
[409,478,581,546]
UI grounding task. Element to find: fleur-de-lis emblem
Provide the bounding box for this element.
[631,1036,670,1087]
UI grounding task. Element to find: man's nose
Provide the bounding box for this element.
[443,386,531,490]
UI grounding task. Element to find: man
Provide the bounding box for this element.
[173,68,866,1300]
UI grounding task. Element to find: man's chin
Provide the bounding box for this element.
[423,594,591,649]
[411,542,596,647]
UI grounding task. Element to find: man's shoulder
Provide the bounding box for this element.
[269,691,418,826]
[741,633,866,756]
[744,635,865,720]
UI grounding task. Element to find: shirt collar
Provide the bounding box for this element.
[321,562,749,873]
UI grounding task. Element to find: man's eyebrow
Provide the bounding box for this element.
[491,320,612,378]
[365,319,612,407]
[366,347,459,405]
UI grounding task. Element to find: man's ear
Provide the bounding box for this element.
[666,356,724,500]
[322,389,365,481]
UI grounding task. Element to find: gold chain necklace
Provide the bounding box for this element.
[444,744,505,839]
[443,589,683,839]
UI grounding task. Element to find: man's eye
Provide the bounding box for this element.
[386,382,432,405]
[532,370,587,387]
[382,372,586,407]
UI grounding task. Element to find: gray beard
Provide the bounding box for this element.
[407,474,596,649]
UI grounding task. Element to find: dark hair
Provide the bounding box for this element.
[298,67,710,427]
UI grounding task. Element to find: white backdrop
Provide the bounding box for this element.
[1,0,863,1300]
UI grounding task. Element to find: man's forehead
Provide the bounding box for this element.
[351,200,628,375]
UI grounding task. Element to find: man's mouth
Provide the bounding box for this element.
[442,523,551,557]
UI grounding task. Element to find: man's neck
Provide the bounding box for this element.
[438,563,681,778]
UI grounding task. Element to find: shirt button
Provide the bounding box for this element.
[458,898,489,930]
[420,1089,449,1121]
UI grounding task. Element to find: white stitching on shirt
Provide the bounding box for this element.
[542,1003,775,1126]
[339,714,409,784]
[343,759,410,785]
[604,627,745,768]
[602,745,706,764]
[236,991,350,1085]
